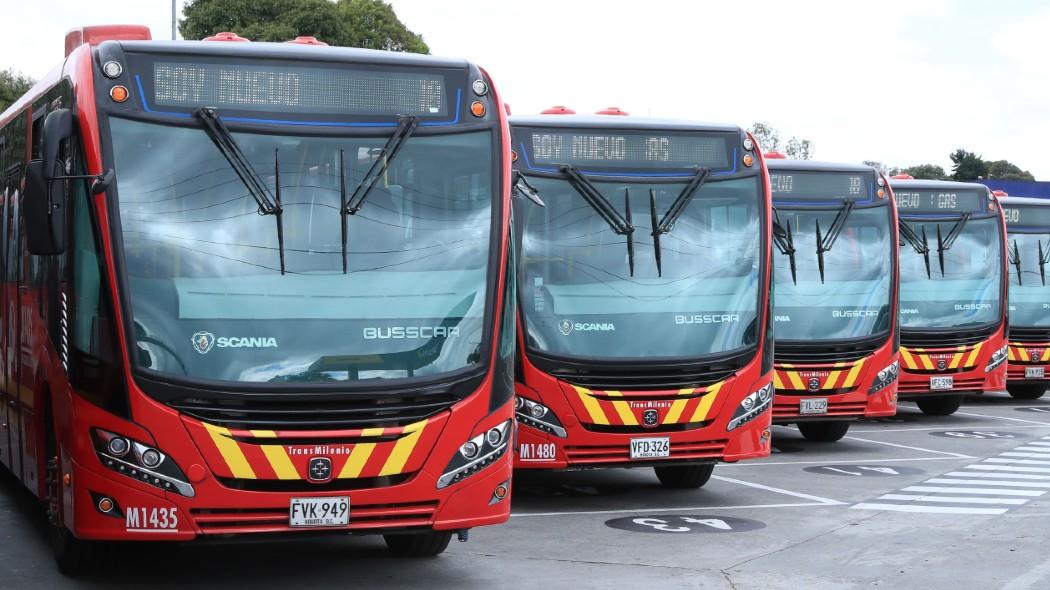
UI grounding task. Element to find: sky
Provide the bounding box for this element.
[2,0,1049,178]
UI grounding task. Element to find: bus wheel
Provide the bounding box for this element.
[797,421,851,442]
[654,464,715,489]
[916,396,962,416]
[383,531,453,557]
[46,455,106,576]
[1007,384,1047,400]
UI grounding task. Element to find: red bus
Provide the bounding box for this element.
[999,194,1050,399]
[0,25,515,573]
[509,108,774,488]
[890,176,1008,415]
[766,156,899,441]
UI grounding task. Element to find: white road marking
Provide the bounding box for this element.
[1025,441,1050,447]
[843,436,974,458]
[877,494,1028,505]
[943,471,1050,480]
[710,475,844,505]
[900,486,1044,497]
[967,465,1050,474]
[851,503,1008,515]
[1001,452,1050,459]
[985,458,1050,466]
[511,502,830,518]
[1014,446,1050,452]
[722,457,958,467]
[956,411,1050,426]
[925,478,1050,488]
[851,425,1049,433]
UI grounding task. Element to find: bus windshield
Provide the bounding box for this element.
[518,175,763,360]
[1007,231,1050,328]
[899,216,1002,329]
[773,205,893,340]
[109,117,496,384]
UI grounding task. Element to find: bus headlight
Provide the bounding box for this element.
[868,360,899,394]
[437,420,512,489]
[727,383,773,432]
[986,345,1009,372]
[515,397,567,437]
[91,429,194,497]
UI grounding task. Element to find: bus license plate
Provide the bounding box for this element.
[289,497,349,528]
[630,437,670,460]
[800,398,828,414]
[930,376,954,390]
[1026,367,1045,379]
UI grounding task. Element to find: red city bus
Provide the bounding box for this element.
[509,109,774,488]
[0,25,515,573]
[998,194,1050,399]
[766,156,899,441]
[890,176,1008,415]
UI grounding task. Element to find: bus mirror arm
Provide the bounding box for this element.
[511,171,545,207]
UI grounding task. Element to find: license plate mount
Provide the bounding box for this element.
[630,437,670,460]
[930,376,954,390]
[289,496,349,528]
[1026,367,1045,379]
[799,398,829,415]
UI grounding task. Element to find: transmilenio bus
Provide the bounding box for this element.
[510,107,774,488]
[890,176,1008,415]
[0,25,515,573]
[766,156,899,441]
[999,194,1050,399]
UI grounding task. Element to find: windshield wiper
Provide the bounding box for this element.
[899,220,932,279]
[194,108,286,274]
[649,167,710,277]
[339,116,419,273]
[935,212,972,277]
[814,199,855,283]
[772,210,798,285]
[559,165,636,276]
[1009,239,1023,286]
[1039,239,1050,286]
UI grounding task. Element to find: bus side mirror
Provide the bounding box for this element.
[24,108,75,255]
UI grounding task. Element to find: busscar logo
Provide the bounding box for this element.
[559,319,574,336]
[191,331,216,355]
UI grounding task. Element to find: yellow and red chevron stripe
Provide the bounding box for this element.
[900,342,984,371]
[1008,343,1050,363]
[570,381,725,427]
[773,358,868,392]
[183,416,444,481]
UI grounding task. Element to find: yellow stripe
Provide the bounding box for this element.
[1018,347,1029,362]
[1043,349,1050,362]
[605,391,638,426]
[261,446,299,480]
[786,370,806,391]
[842,359,865,387]
[947,352,963,370]
[772,371,785,390]
[919,353,934,370]
[823,371,842,390]
[361,427,385,438]
[574,386,609,425]
[250,430,277,438]
[965,342,984,367]
[338,443,375,479]
[900,348,917,370]
[379,420,428,476]
[689,382,723,422]
[1008,347,1017,361]
[663,388,694,424]
[202,422,255,479]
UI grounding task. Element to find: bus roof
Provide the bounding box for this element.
[509,114,740,134]
[766,159,876,174]
[997,195,1050,207]
[888,178,990,192]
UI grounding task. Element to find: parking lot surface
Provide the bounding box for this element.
[4,391,1050,589]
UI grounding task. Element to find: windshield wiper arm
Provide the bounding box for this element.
[899,220,932,279]
[1039,239,1050,286]
[814,199,855,284]
[648,167,710,277]
[935,212,972,276]
[559,165,636,275]
[194,108,286,273]
[772,209,798,285]
[339,116,419,273]
[1009,239,1023,286]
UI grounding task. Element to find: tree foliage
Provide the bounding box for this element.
[180,0,428,53]
[862,161,900,177]
[949,149,986,181]
[747,122,814,160]
[901,164,949,180]
[0,69,34,113]
[985,159,1035,181]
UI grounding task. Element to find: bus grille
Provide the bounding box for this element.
[898,376,985,394]
[548,366,738,390]
[168,394,458,430]
[901,327,996,348]
[190,500,438,535]
[774,339,882,364]
[1011,327,1050,341]
[773,400,868,420]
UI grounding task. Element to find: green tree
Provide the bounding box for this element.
[901,163,949,180]
[180,0,428,53]
[949,149,987,181]
[784,137,813,160]
[985,159,1035,181]
[747,122,815,160]
[862,161,900,176]
[0,69,34,113]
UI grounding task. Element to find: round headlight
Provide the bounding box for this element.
[743,137,754,151]
[107,437,130,457]
[460,441,480,460]
[472,79,489,96]
[515,397,525,411]
[141,448,163,468]
[757,385,771,402]
[486,427,504,446]
[529,403,547,418]
[741,396,755,411]
[102,61,123,79]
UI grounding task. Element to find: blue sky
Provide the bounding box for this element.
[2,0,1048,179]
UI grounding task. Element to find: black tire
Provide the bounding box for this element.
[916,395,963,416]
[383,531,453,557]
[46,457,106,577]
[797,420,851,442]
[1007,384,1047,400]
[654,464,715,489]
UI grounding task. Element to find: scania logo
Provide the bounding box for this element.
[559,319,574,336]
[937,359,947,370]
[308,457,333,482]
[807,377,821,392]
[191,331,216,355]
[642,409,659,427]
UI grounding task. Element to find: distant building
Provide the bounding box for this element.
[981,179,1050,199]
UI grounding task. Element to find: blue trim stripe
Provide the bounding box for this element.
[133,75,461,128]
[517,142,742,179]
